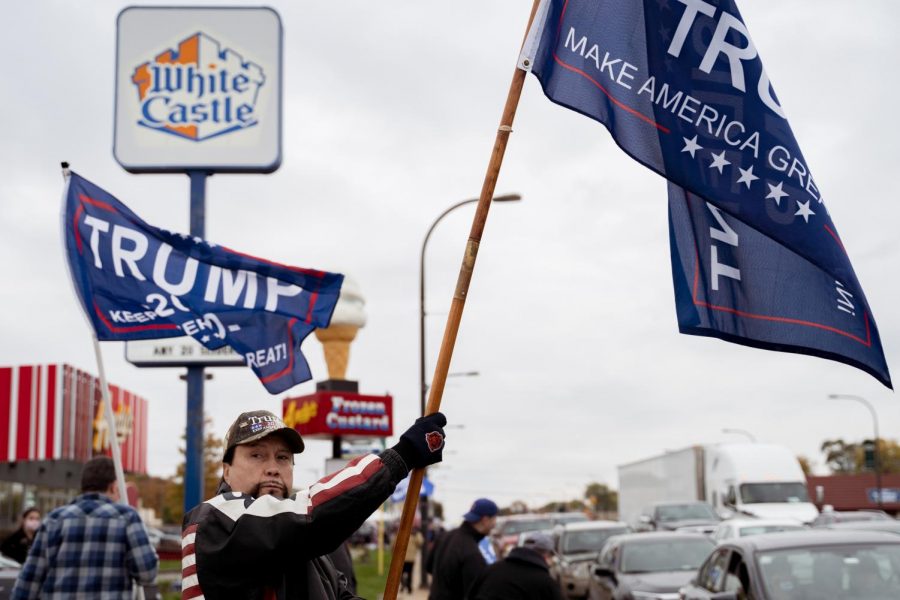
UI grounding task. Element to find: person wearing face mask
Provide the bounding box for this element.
[1,508,41,564]
[181,408,447,600]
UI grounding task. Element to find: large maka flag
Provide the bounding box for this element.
[522,0,891,387]
[63,172,344,394]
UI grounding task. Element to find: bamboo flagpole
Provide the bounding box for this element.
[383,2,542,597]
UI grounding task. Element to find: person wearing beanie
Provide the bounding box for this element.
[426,497,499,600]
[469,532,564,600]
[181,409,447,600]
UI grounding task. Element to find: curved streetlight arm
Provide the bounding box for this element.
[419,195,519,417]
[828,393,881,508]
[722,428,756,442]
[828,394,879,441]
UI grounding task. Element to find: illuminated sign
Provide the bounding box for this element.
[283,391,393,439]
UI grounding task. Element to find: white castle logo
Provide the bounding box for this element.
[131,32,265,141]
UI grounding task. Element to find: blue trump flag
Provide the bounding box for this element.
[522,0,891,387]
[62,172,344,394]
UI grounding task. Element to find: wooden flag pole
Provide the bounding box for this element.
[91,335,130,504]
[383,2,541,597]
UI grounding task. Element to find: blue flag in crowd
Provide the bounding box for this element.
[522,0,891,387]
[62,172,344,394]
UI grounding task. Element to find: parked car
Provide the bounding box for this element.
[679,529,900,599]
[552,512,591,527]
[491,514,556,557]
[637,501,721,534]
[0,554,21,599]
[811,509,891,527]
[552,520,629,599]
[822,519,900,535]
[587,532,715,600]
[711,518,806,544]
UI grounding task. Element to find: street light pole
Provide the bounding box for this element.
[828,393,882,509]
[419,194,520,417]
[722,428,757,442]
[416,195,518,588]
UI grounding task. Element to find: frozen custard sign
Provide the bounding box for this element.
[115,7,282,173]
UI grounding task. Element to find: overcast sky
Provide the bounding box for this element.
[1,0,898,522]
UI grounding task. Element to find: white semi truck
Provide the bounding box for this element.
[617,443,819,527]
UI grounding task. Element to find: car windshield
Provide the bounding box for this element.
[502,518,554,535]
[563,528,627,554]
[739,525,804,537]
[656,504,717,522]
[620,538,714,573]
[739,482,809,504]
[758,544,900,599]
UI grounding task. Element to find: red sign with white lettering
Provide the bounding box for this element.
[282,391,393,438]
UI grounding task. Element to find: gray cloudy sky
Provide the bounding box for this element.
[1,1,898,522]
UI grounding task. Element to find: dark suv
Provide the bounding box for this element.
[637,501,721,534]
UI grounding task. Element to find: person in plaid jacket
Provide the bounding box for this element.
[12,456,159,599]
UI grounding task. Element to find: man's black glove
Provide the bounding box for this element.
[392,412,447,469]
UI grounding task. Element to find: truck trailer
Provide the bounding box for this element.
[618,443,818,527]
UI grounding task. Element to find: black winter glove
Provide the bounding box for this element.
[392,412,447,469]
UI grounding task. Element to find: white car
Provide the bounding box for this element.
[711,517,805,544]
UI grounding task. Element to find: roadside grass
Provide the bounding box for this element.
[354,545,390,600]
[155,547,392,599]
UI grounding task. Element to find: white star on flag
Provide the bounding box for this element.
[193,236,204,244]
[709,150,731,174]
[201,335,210,343]
[765,181,789,206]
[736,165,759,189]
[681,135,702,158]
[795,200,815,223]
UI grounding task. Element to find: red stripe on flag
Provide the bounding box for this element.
[73,205,84,254]
[260,318,297,384]
[0,368,10,462]
[94,303,179,334]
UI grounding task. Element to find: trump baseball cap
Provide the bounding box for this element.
[463,498,499,522]
[223,410,304,459]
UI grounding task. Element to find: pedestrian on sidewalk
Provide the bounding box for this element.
[468,532,563,600]
[12,456,159,599]
[426,497,499,600]
[402,529,424,593]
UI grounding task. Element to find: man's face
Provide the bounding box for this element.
[474,514,497,534]
[223,435,294,499]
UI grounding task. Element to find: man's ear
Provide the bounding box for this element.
[222,462,231,485]
[107,481,120,502]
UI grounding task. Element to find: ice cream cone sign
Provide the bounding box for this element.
[315,276,366,380]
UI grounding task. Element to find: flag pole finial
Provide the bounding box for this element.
[61,162,71,179]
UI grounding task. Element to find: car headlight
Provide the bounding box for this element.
[631,592,681,600]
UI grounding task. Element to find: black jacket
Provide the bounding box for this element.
[469,547,563,600]
[182,450,408,599]
[0,528,31,564]
[427,521,488,600]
